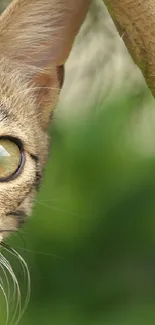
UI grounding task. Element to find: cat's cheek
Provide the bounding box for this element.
[18,188,37,218]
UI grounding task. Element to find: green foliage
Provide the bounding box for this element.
[3,91,155,324]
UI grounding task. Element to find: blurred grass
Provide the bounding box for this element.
[1,91,155,324]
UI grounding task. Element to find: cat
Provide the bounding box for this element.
[0,0,154,243]
[0,0,90,242]
[1,1,155,324]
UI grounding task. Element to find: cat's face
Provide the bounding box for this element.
[0,58,59,239]
[0,0,90,240]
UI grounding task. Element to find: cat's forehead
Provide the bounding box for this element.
[0,57,35,102]
[0,103,9,121]
[0,67,49,166]
[0,99,38,152]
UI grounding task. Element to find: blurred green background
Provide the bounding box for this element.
[1,90,155,325]
[1,1,155,325]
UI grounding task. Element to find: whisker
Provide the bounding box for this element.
[0,254,18,325]
[7,230,27,252]
[15,246,64,260]
[0,254,16,304]
[1,243,31,325]
[0,281,9,325]
[11,252,30,325]
[36,201,82,217]
[0,256,18,314]
[0,263,10,325]
[0,252,21,325]
[1,86,59,106]
[0,251,20,324]
[0,263,11,304]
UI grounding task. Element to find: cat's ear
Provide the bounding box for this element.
[0,0,90,126]
[0,0,90,66]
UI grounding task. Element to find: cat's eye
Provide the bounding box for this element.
[0,138,24,181]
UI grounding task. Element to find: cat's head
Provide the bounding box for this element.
[0,0,90,240]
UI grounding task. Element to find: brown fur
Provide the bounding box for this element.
[0,0,90,240]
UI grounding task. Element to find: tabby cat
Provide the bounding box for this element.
[0,0,90,242]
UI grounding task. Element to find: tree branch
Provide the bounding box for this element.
[103,0,155,96]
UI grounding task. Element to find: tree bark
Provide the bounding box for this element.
[103,0,155,97]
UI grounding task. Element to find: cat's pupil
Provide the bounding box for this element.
[0,140,20,179]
